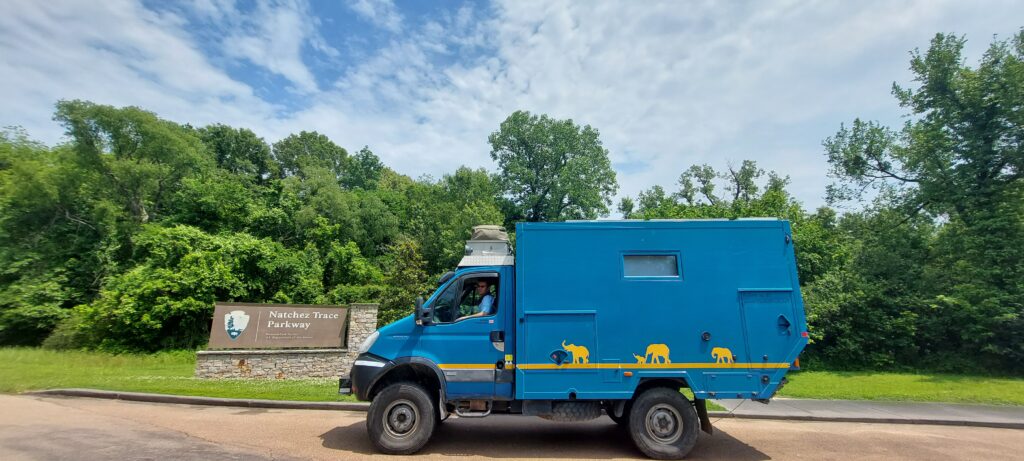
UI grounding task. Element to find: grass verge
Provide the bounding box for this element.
[777,370,1024,405]
[0,348,357,402]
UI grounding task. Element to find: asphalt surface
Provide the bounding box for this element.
[2,395,1023,461]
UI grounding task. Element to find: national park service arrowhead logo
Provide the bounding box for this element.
[224,310,250,340]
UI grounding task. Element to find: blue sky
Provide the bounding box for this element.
[2,0,1022,210]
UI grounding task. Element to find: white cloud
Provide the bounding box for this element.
[2,0,1022,212]
[221,0,336,93]
[313,0,1024,210]
[0,0,276,142]
[347,0,403,33]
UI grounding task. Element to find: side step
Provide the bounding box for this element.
[454,400,492,418]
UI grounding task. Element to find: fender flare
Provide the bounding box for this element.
[382,356,448,405]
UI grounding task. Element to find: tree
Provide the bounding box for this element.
[72,225,326,351]
[824,32,1024,221]
[272,131,349,179]
[489,110,618,221]
[342,147,384,190]
[824,31,1024,371]
[617,197,635,219]
[378,238,429,326]
[55,100,210,224]
[196,124,276,183]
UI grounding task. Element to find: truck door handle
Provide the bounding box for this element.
[489,330,505,342]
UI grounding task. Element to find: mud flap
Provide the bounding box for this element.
[695,398,713,434]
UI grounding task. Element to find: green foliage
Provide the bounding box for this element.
[54,100,211,224]
[196,124,276,182]
[73,225,325,351]
[822,31,1024,372]
[489,110,618,221]
[272,130,349,179]
[378,238,429,326]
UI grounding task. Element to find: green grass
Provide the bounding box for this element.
[0,348,357,402]
[778,370,1024,405]
[3,349,1023,406]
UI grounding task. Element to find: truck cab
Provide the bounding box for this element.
[342,220,808,459]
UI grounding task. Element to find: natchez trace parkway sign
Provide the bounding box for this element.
[207,303,348,349]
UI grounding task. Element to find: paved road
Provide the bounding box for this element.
[1,395,1022,461]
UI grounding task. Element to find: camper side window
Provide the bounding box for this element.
[623,254,680,278]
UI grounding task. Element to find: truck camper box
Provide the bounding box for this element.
[513,219,806,401]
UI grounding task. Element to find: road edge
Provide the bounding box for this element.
[25,388,1024,430]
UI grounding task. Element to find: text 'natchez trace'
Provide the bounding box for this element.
[265,310,341,330]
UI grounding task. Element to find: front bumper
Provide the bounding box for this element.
[339,353,394,401]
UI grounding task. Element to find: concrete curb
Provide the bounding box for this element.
[26,389,1024,430]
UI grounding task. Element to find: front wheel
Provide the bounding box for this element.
[367,382,436,455]
[628,388,700,459]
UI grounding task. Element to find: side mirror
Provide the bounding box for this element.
[415,296,432,326]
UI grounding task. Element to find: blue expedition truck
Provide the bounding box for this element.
[341,220,808,459]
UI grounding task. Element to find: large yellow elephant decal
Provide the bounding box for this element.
[562,340,590,364]
[711,347,734,364]
[644,344,671,364]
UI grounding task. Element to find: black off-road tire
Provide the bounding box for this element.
[367,382,436,455]
[628,387,700,459]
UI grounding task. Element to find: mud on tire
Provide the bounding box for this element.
[367,382,436,455]
[628,387,700,460]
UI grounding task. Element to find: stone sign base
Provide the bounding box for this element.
[195,349,352,379]
[195,303,378,379]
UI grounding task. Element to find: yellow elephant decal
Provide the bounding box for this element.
[562,340,590,364]
[632,353,647,364]
[711,347,733,364]
[644,344,671,364]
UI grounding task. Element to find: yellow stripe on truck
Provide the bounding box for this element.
[439,363,791,370]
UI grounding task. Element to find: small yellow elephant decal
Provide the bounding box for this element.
[645,344,671,364]
[562,340,590,364]
[633,353,647,364]
[711,347,734,364]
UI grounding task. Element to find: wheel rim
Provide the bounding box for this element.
[383,399,420,439]
[645,403,684,444]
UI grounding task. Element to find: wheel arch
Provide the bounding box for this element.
[367,357,447,405]
[634,376,692,397]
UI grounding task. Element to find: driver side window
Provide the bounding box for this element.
[429,273,499,323]
[430,279,462,323]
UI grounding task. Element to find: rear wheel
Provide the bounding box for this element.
[367,382,436,455]
[628,387,700,459]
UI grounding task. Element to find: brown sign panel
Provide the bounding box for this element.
[208,303,348,349]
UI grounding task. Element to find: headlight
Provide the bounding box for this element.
[357,330,379,354]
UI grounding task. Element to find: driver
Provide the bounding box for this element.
[460,279,494,319]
